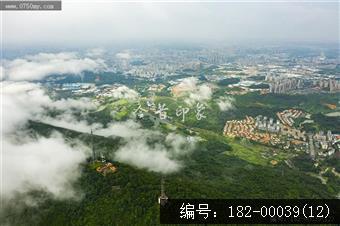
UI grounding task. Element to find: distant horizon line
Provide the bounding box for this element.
[3,40,339,49]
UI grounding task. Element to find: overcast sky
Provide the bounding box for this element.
[2,0,339,48]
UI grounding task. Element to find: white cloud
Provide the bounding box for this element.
[1,81,51,134]
[36,116,186,174]
[1,81,96,135]
[174,77,213,105]
[95,120,144,138]
[52,97,97,112]
[2,134,88,201]
[51,117,197,174]
[176,77,197,90]
[115,139,181,174]
[116,51,131,60]
[38,116,144,138]
[2,80,195,204]
[85,48,106,58]
[217,96,235,111]
[1,81,95,202]
[0,66,4,80]
[3,52,107,81]
[0,81,188,175]
[165,133,196,156]
[113,128,196,174]
[39,114,100,134]
[110,85,139,100]
[188,84,212,104]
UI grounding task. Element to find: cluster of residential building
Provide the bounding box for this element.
[124,65,179,78]
[314,79,340,92]
[267,77,303,94]
[266,75,340,94]
[308,130,339,159]
[223,116,281,145]
[255,115,281,133]
[276,109,303,126]
[223,110,339,159]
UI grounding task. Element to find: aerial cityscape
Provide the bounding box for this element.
[1,1,339,225]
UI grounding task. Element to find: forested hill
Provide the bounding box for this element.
[1,121,338,226]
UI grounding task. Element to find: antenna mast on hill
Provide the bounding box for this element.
[158,176,168,206]
[91,129,96,162]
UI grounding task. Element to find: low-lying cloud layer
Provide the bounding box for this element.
[1,81,96,135]
[3,134,88,201]
[115,138,181,174]
[2,79,196,204]
[115,51,131,60]
[110,85,140,100]
[175,77,213,105]
[46,115,197,174]
[86,48,106,58]
[217,96,235,111]
[2,52,107,81]
[0,66,4,80]
[113,123,196,174]
[1,81,95,202]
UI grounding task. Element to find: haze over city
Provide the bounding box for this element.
[3,1,339,48]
